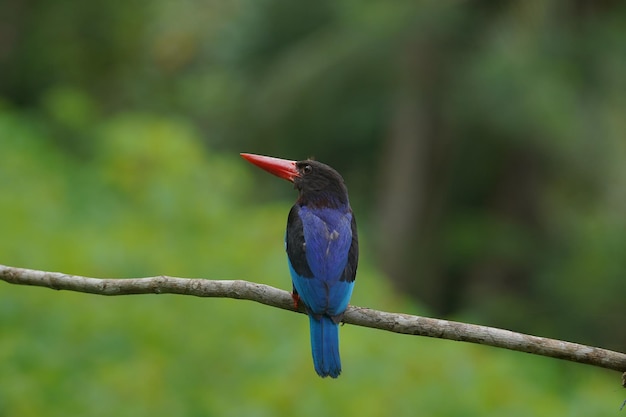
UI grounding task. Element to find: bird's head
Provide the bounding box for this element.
[241,153,349,208]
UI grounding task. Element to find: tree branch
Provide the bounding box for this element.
[1,264,625,378]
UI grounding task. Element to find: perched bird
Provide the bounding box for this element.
[241,153,358,378]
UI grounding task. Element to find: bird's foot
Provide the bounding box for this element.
[291,292,301,310]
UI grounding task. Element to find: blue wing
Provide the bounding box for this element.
[286,204,357,318]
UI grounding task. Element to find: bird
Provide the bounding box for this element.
[241,153,358,378]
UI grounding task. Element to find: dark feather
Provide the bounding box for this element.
[340,214,358,283]
[286,205,314,278]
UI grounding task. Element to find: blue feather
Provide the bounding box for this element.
[286,204,356,377]
[309,315,341,378]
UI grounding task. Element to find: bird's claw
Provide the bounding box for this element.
[291,292,301,310]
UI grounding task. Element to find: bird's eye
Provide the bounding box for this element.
[302,164,312,174]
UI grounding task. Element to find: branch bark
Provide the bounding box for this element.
[1,264,625,377]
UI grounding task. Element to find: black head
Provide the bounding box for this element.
[293,159,349,208]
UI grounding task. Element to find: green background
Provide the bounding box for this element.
[1,0,624,415]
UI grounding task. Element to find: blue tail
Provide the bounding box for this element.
[308,315,341,378]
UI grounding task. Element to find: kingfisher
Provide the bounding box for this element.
[241,153,358,378]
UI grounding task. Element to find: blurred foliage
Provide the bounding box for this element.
[0,0,625,415]
[0,109,621,416]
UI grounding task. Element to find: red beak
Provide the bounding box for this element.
[240,153,299,182]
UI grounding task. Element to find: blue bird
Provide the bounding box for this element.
[241,153,358,378]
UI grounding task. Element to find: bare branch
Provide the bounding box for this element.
[1,264,625,375]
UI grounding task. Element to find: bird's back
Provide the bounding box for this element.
[287,204,355,318]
